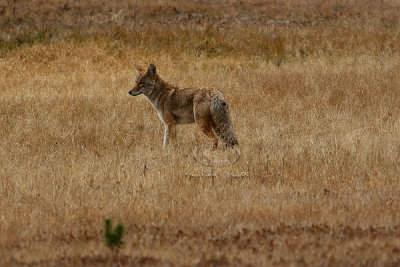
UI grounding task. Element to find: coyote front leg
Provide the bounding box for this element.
[162,115,176,148]
[163,127,169,147]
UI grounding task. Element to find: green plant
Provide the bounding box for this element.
[104,218,125,252]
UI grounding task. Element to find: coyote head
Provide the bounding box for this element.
[128,63,157,96]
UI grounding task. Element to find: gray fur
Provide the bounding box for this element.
[210,96,238,146]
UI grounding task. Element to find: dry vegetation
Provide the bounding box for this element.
[1,0,400,265]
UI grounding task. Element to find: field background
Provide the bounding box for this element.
[1,0,400,265]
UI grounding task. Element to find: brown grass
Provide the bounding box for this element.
[1,0,400,266]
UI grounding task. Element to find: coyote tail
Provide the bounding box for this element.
[210,95,238,147]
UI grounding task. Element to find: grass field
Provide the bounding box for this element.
[1,0,400,265]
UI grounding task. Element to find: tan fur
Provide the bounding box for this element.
[129,63,238,149]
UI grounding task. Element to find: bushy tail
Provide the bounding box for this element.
[210,95,238,147]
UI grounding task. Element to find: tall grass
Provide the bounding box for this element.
[1,0,399,59]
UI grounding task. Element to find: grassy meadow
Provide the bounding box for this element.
[1,0,400,265]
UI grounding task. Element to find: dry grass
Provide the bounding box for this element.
[1,0,400,266]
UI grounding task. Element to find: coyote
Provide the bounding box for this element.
[128,63,238,149]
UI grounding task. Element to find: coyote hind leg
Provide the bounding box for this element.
[194,101,218,150]
[197,119,218,149]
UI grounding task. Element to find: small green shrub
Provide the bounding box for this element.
[103,218,125,252]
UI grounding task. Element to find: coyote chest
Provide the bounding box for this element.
[129,63,238,148]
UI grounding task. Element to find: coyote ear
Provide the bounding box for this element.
[147,63,156,76]
[133,64,145,73]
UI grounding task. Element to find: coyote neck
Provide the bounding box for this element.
[145,76,176,106]
[156,78,175,91]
